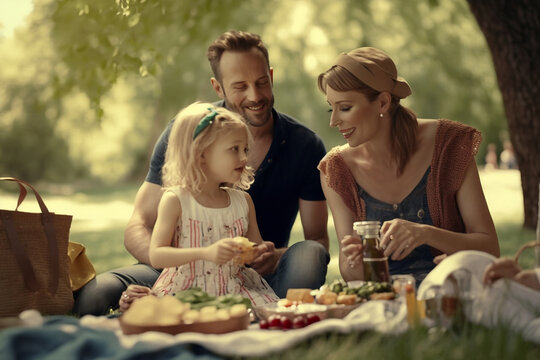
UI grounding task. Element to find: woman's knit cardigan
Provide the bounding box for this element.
[318,119,481,251]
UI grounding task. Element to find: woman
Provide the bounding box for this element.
[317,47,499,284]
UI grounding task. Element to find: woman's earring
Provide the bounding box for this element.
[379,113,383,118]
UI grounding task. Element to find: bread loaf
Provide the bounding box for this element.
[285,288,314,303]
[231,236,256,265]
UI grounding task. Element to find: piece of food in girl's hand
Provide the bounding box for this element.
[231,236,257,265]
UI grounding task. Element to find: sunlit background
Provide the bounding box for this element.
[1,0,533,275]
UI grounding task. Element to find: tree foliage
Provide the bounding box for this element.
[1,0,510,189]
[0,5,82,182]
[49,0,270,118]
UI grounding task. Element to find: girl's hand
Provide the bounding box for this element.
[205,238,240,264]
[119,285,154,313]
[380,219,425,260]
[341,235,363,268]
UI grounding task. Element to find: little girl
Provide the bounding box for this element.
[120,102,278,310]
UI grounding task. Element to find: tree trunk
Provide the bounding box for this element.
[467,0,540,229]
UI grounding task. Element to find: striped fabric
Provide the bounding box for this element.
[152,187,278,306]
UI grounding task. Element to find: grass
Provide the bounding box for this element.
[242,323,540,360]
[1,169,539,357]
[1,169,535,274]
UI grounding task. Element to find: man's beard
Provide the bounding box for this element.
[223,94,274,128]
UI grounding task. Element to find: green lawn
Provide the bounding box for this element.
[1,169,534,275]
[1,169,538,358]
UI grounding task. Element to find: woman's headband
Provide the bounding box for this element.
[334,47,412,99]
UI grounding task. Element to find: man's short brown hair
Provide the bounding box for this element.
[207,31,270,81]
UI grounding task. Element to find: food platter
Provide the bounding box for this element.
[118,313,250,335]
[253,301,362,322]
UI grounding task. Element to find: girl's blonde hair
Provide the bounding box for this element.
[162,102,254,193]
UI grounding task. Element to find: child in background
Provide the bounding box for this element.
[484,143,498,170]
[119,103,278,311]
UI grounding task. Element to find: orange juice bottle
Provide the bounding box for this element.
[392,274,419,326]
[404,283,419,325]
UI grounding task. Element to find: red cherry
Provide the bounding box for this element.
[268,315,281,328]
[306,314,321,325]
[259,319,269,329]
[280,316,292,330]
[292,316,306,329]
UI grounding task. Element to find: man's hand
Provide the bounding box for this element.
[249,241,280,275]
[119,285,154,313]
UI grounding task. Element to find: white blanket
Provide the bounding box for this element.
[80,299,406,357]
[418,250,540,344]
[78,250,540,356]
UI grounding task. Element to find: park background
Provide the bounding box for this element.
[0,0,538,284]
[1,1,540,358]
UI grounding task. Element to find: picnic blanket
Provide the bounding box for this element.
[4,250,538,358]
[418,250,540,345]
[0,300,406,359]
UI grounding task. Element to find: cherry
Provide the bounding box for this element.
[280,316,292,330]
[268,315,281,329]
[292,316,306,329]
[259,319,269,329]
[306,314,321,325]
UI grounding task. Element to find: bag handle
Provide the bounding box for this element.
[0,177,60,294]
[513,240,540,265]
[1,177,52,214]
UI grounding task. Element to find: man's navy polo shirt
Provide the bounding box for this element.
[145,104,327,249]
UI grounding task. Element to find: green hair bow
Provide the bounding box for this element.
[193,107,218,139]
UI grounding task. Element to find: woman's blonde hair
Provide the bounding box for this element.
[162,102,254,193]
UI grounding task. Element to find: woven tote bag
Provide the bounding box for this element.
[0,177,73,317]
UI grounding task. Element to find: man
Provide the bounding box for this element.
[73,31,329,315]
